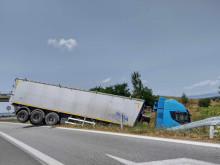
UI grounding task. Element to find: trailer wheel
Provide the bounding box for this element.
[30,110,44,125]
[17,110,29,123]
[45,112,59,126]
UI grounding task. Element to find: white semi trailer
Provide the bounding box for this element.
[10,78,147,126]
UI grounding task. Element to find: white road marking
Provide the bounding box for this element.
[0,131,64,165]
[57,127,220,148]
[1,122,220,148]
[107,154,218,165]
[107,154,135,164]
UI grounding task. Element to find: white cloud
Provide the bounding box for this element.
[185,80,220,90]
[102,78,111,83]
[217,76,220,79]
[48,38,77,51]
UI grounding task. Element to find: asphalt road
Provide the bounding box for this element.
[0,136,41,165]
[0,122,220,165]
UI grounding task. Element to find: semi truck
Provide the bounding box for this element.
[153,97,191,128]
[10,78,190,128]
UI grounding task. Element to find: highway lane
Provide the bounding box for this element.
[0,122,220,165]
[0,135,41,165]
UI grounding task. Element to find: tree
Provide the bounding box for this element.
[181,93,188,105]
[90,83,131,97]
[90,86,105,93]
[198,98,211,107]
[111,83,131,97]
[90,71,155,106]
[131,71,154,106]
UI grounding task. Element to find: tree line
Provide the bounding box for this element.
[181,92,212,108]
[90,72,220,107]
[90,71,157,106]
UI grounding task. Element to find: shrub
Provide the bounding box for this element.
[200,105,220,117]
[90,83,131,97]
[198,98,211,107]
[181,93,188,105]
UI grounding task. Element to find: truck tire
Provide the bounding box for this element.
[45,112,59,126]
[30,110,44,125]
[17,110,29,123]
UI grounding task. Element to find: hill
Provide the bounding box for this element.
[188,92,220,99]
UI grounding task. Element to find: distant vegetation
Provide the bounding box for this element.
[198,98,211,107]
[90,71,155,106]
[90,83,130,97]
[181,93,188,105]
[200,105,220,117]
[212,98,220,102]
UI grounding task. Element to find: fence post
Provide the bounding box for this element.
[82,116,87,126]
[210,125,214,138]
[121,113,123,130]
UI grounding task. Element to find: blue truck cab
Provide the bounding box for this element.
[153,97,190,128]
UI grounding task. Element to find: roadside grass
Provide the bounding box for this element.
[2,99,220,143]
[0,116,15,118]
[0,115,17,122]
[54,99,220,143]
[0,118,30,124]
[200,105,220,117]
[0,119,19,123]
[1,118,219,143]
[55,122,220,143]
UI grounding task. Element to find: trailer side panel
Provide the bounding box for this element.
[10,79,144,126]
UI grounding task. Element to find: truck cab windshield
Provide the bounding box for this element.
[170,111,190,124]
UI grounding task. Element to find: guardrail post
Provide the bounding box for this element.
[121,113,123,130]
[210,125,214,139]
[82,116,87,126]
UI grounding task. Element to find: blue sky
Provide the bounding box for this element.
[1,0,220,112]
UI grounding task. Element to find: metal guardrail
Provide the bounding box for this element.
[168,116,220,138]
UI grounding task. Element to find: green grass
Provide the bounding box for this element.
[0,116,14,118]
[191,105,220,121]
[48,100,220,143]
[0,119,19,123]
[200,105,220,117]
